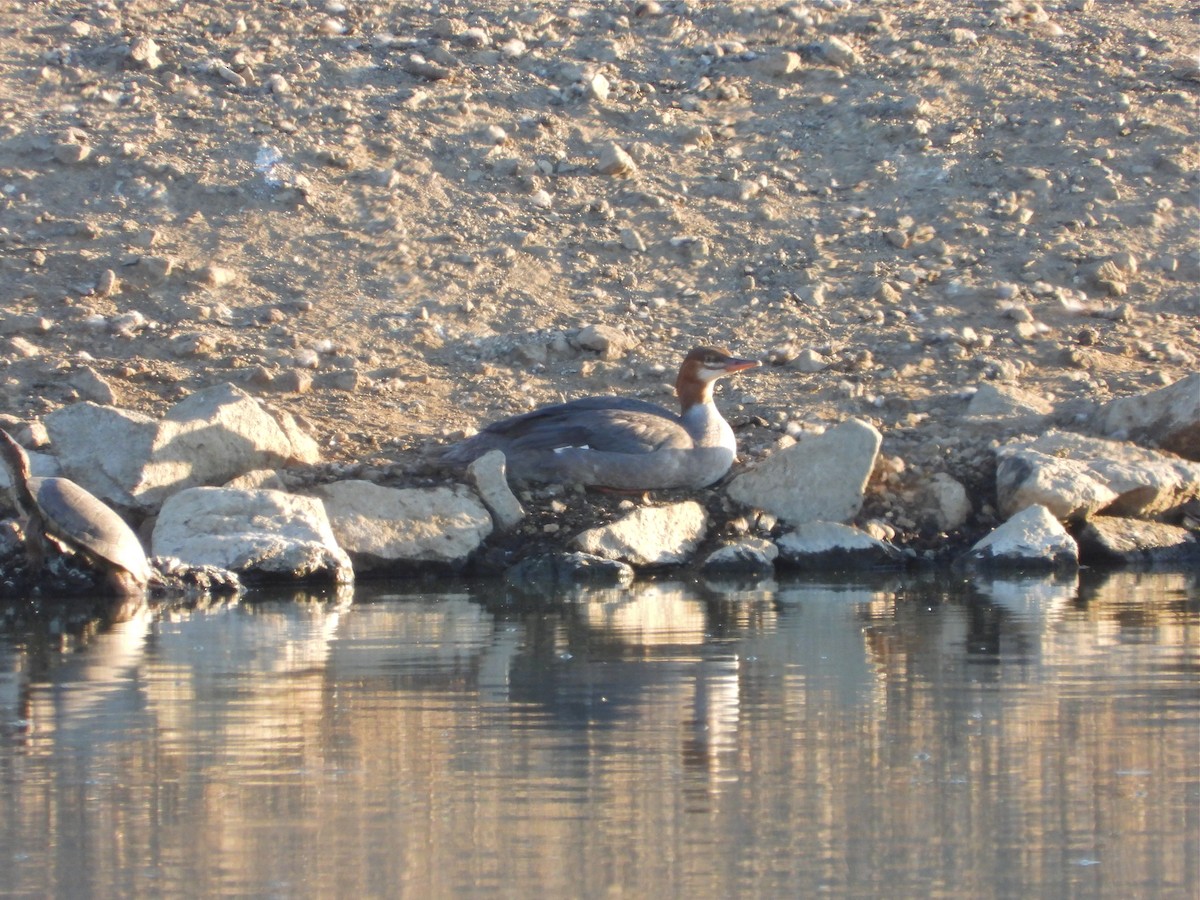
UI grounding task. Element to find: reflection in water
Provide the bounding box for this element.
[0,571,1196,898]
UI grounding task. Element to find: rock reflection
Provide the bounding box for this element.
[0,571,1195,898]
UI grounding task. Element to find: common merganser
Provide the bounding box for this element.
[441,346,760,490]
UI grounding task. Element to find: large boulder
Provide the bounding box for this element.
[151,487,352,583]
[309,480,492,570]
[727,418,881,525]
[46,384,321,513]
[1091,374,1199,460]
[571,500,708,567]
[996,431,1199,523]
[43,403,159,509]
[961,504,1078,572]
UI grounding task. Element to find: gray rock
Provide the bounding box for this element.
[310,480,492,570]
[571,501,708,566]
[505,552,635,590]
[700,537,779,576]
[1077,517,1200,565]
[46,384,321,512]
[1091,373,1199,460]
[151,487,353,583]
[727,418,881,525]
[962,505,1078,572]
[775,522,904,569]
[466,450,525,530]
[919,472,972,532]
[996,431,1200,522]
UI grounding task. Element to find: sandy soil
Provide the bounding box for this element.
[1,0,1196,548]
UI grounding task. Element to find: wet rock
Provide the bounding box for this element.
[700,538,779,577]
[996,431,1200,522]
[1091,373,1199,460]
[962,505,1078,572]
[505,551,635,590]
[727,419,881,525]
[151,487,353,583]
[466,450,524,530]
[309,480,491,570]
[1077,517,1200,565]
[775,522,904,570]
[571,500,708,567]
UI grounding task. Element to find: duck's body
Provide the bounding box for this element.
[442,346,759,490]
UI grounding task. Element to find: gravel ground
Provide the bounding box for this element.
[1,0,1196,547]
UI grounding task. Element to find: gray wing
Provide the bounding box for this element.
[451,397,691,458]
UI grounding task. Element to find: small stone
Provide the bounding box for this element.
[586,73,610,101]
[620,227,646,252]
[597,142,636,176]
[273,370,313,394]
[128,36,161,70]
[96,269,120,296]
[265,73,290,94]
[54,142,91,164]
[214,63,247,87]
[196,264,238,288]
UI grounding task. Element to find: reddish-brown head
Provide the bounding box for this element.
[675,346,760,407]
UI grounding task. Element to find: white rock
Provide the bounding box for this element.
[775,522,902,568]
[152,487,353,583]
[466,450,524,530]
[920,472,972,531]
[996,431,1200,522]
[571,501,708,566]
[1091,373,1199,460]
[963,505,1078,571]
[701,537,779,576]
[46,384,321,512]
[727,418,882,524]
[310,480,492,569]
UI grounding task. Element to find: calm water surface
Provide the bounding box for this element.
[1,569,1197,899]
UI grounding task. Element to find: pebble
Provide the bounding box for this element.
[53,142,91,164]
[597,143,636,176]
[620,227,646,252]
[128,37,162,70]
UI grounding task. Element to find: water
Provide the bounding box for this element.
[1,569,1196,899]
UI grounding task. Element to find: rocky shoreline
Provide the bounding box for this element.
[1,1,1197,603]
[1,368,1196,601]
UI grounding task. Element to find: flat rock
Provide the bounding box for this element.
[151,487,353,583]
[965,382,1053,421]
[310,480,492,570]
[46,384,321,513]
[700,537,779,577]
[962,504,1078,572]
[1076,517,1200,565]
[727,418,881,525]
[1091,373,1199,460]
[996,430,1200,522]
[775,521,904,569]
[571,500,707,567]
